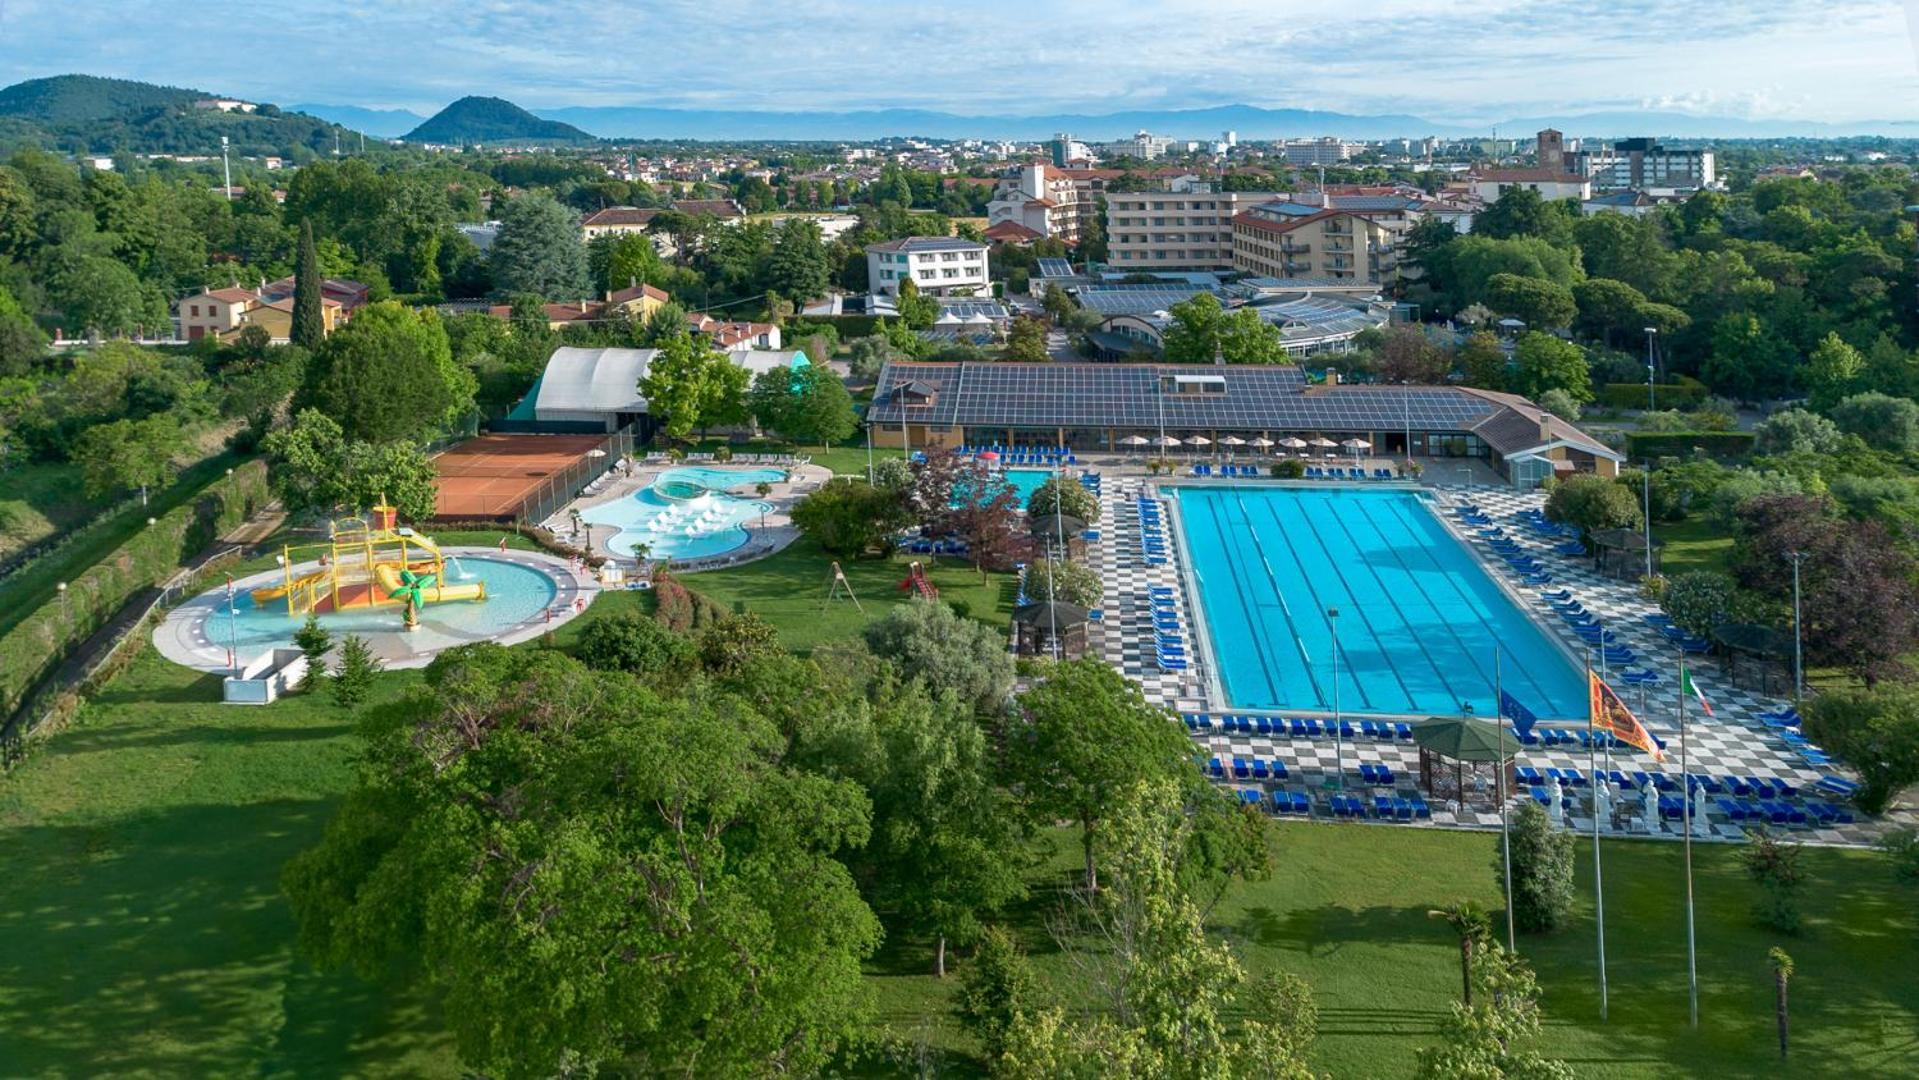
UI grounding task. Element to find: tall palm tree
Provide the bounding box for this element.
[1429,899,1494,1006]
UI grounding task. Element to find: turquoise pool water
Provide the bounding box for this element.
[582,486,771,559]
[203,556,559,654]
[953,467,1057,507]
[1174,486,1587,719]
[659,466,786,492]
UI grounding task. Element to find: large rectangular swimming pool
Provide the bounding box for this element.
[1174,486,1588,719]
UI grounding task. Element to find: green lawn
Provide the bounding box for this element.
[671,437,903,479]
[683,535,1013,652]
[1654,515,1735,576]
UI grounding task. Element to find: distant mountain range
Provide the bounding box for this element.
[0,74,363,157]
[291,102,425,139]
[403,96,594,145]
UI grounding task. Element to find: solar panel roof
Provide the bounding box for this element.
[1077,285,1225,315]
[864,362,1501,433]
[1036,258,1076,278]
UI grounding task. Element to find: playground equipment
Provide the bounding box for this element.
[252,502,487,620]
[898,560,939,601]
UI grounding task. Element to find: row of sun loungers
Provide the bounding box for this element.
[1148,585,1187,672]
[1136,497,1169,569]
[1182,714,1414,741]
[1190,464,1266,478]
[1304,466,1397,480]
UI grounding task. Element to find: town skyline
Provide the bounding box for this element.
[3,0,1916,128]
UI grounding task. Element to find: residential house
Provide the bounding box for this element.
[177,286,263,341]
[866,237,991,296]
[486,283,670,331]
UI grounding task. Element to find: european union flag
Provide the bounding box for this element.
[1499,689,1538,739]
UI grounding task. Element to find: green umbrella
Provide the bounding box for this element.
[1411,715,1521,762]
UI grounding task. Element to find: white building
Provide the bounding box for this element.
[1469,168,1592,203]
[1281,137,1359,166]
[865,237,991,296]
[1094,130,1174,161]
[1106,183,1285,271]
[984,163,1104,245]
[1569,139,1717,192]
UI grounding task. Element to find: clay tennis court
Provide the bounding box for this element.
[432,434,611,519]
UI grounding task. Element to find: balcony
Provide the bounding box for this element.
[1279,241,1311,255]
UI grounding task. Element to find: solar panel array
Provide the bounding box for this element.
[865,362,1499,434]
[935,300,1011,320]
[1077,285,1222,315]
[1036,257,1075,278]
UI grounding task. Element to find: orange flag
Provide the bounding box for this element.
[1590,671,1665,762]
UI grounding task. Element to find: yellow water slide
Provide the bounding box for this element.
[250,569,328,606]
[372,553,487,604]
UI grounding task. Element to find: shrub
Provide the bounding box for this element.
[792,478,910,556]
[1026,475,1098,521]
[331,633,382,708]
[1741,827,1805,934]
[1754,409,1841,456]
[1800,686,1919,814]
[1020,558,1103,608]
[1831,392,1919,453]
[1877,827,1919,882]
[292,614,332,693]
[864,598,1015,715]
[696,612,781,675]
[1270,459,1305,479]
[1504,801,1575,933]
[1600,381,1707,410]
[954,926,1036,1065]
[1624,431,1756,460]
[1544,473,1641,536]
[1661,571,1736,638]
[573,612,695,685]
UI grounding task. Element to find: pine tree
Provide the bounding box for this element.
[331,633,382,708]
[292,220,325,348]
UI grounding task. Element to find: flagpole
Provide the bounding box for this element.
[1588,650,1609,1023]
[1680,652,1699,1029]
[1496,647,1516,952]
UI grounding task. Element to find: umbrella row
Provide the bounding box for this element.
[1117,435,1374,451]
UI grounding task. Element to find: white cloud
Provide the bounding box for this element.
[0,0,1915,123]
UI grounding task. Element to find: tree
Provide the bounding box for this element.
[1428,900,1493,1006]
[1457,331,1507,391]
[895,275,937,329]
[1005,316,1049,362]
[72,414,183,499]
[1485,273,1576,331]
[282,645,881,1077]
[1019,558,1103,608]
[329,633,380,708]
[1217,307,1288,364]
[301,301,473,443]
[1545,473,1640,539]
[262,408,350,514]
[1474,185,1573,244]
[1013,659,1194,891]
[1160,292,1227,363]
[1504,801,1574,933]
[1753,409,1840,456]
[1536,388,1581,422]
[1511,332,1591,404]
[1804,332,1866,412]
[592,231,665,294]
[1571,277,1650,346]
[340,439,440,524]
[1375,324,1452,384]
[44,249,168,337]
[0,285,46,377]
[767,217,830,303]
[847,334,901,384]
[861,679,1028,977]
[291,220,326,348]
[1741,828,1806,934]
[1769,948,1795,1061]
[490,193,588,299]
[1703,313,1796,403]
[292,614,332,693]
[1413,942,1573,1080]
[1027,474,1098,521]
[1831,391,1919,453]
[785,364,858,447]
[910,449,1030,574]
[955,926,1036,1064]
[695,612,781,675]
[638,328,743,441]
[1801,686,1919,813]
[791,477,910,556]
[863,598,1015,715]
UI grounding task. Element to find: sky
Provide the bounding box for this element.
[2,0,1918,124]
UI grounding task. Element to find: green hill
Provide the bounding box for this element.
[403,96,595,145]
[0,74,363,159]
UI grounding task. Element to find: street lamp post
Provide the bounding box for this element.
[1787,550,1808,701]
[1642,463,1654,581]
[1644,327,1659,411]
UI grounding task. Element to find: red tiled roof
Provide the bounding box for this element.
[673,199,743,218]
[606,282,668,305]
[201,286,260,305]
[983,220,1044,242]
[582,206,661,227]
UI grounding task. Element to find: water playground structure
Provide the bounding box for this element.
[254,502,486,629]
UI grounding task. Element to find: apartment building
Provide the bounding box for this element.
[1105,185,1284,270]
[866,237,991,296]
[1230,204,1402,285]
[1568,138,1717,192]
[984,163,1111,245]
[1280,137,1360,166]
[1094,130,1175,161]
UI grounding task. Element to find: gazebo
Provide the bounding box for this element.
[1028,513,1089,560]
[1588,527,1663,579]
[1012,601,1090,658]
[1412,715,1522,813]
[1713,622,1794,695]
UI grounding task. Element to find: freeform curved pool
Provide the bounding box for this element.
[582,474,774,560]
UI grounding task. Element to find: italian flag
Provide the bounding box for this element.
[1680,664,1715,717]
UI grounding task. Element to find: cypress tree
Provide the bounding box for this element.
[292,220,325,348]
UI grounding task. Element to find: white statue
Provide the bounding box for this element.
[1547,787,1565,829]
[1690,785,1712,838]
[1640,779,1657,834]
[1593,776,1614,832]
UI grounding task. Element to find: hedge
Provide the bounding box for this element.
[792,315,881,339]
[1624,431,1756,460]
[1600,381,1708,410]
[0,459,270,719]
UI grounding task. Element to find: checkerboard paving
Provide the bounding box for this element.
[1082,479,1909,848]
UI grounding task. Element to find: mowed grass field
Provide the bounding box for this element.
[3,532,1916,1077]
